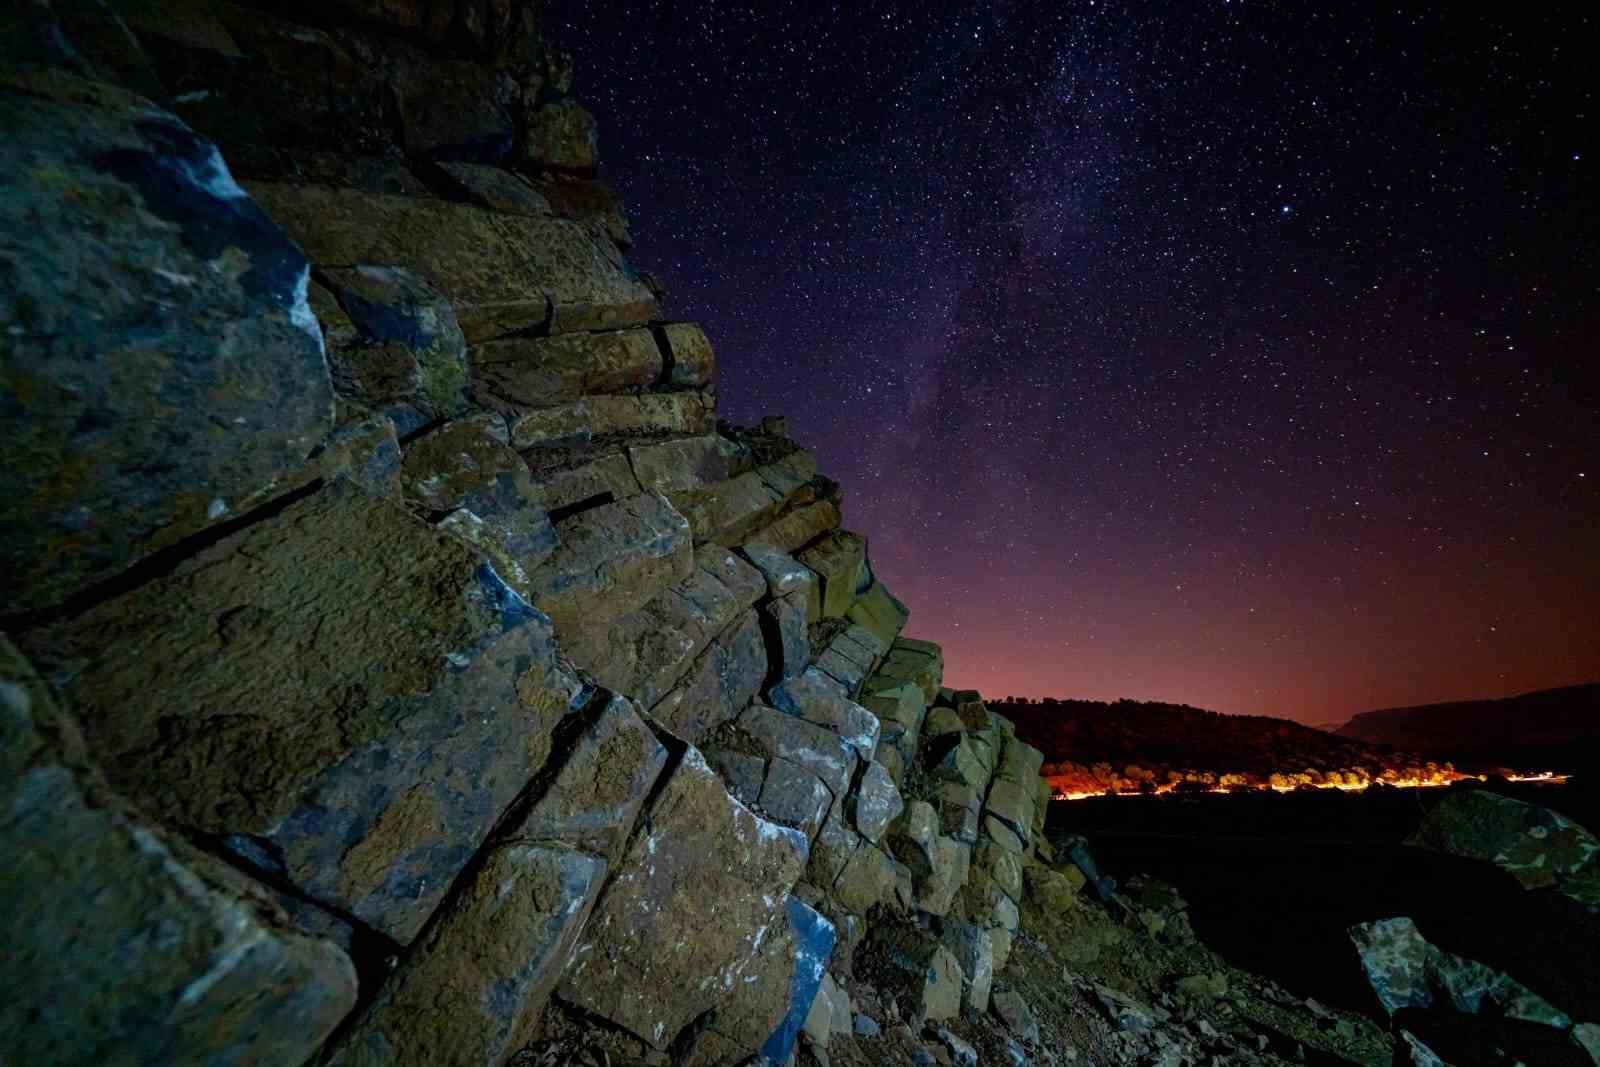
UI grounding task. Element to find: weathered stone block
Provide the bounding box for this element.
[628,434,749,494]
[862,926,962,1027]
[936,782,981,845]
[770,666,881,758]
[0,641,357,1064]
[985,779,1036,842]
[745,498,843,554]
[851,760,904,843]
[586,391,717,437]
[848,581,910,647]
[510,694,669,869]
[942,921,995,1013]
[659,321,716,387]
[760,757,833,840]
[392,57,516,161]
[923,705,965,739]
[474,328,663,410]
[984,814,1027,856]
[765,592,812,682]
[915,836,973,916]
[997,736,1046,786]
[976,841,1024,902]
[754,448,821,500]
[705,749,767,808]
[325,845,604,1067]
[797,531,868,618]
[860,638,944,704]
[563,547,765,708]
[559,747,809,1050]
[316,264,470,425]
[524,97,597,173]
[861,682,928,742]
[888,799,940,878]
[0,95,334,609]
[530,491,692,631]
[246,181,657,342]
[735,704,858,799]
[312,414,402,498]
[436,161,552,214]
[649,609,768,744]
[739,542,817,599]
[927,733,989,793]
[807,804,863,889]
[404,415,555,595]
[524,448,641,511]
[16,479,579,942]
[833,843,898,914]
[673,471,788,546]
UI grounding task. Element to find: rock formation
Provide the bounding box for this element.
[0,4,1061,1064]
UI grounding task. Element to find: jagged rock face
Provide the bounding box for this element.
[0,640,357,1065]
[0,6,1068,1064]
[558,747,809,1050]
[0,91,333,610]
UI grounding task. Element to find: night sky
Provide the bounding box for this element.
[547,1,1598,723]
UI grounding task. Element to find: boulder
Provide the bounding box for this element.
[649,610,768,744]
[529,492,692,631]
[764,592,812,681]
[997,737,1046,786]
[922,706,966,738]
[391,57,516,161]
[770,667,881,758]
[473,327,663,410]
[851,760,905,843]
[246,182,657,342]
[1408,789,1600,906]
[1349,917,1571,1028]
[757,897,837,1066]
[15,479,580,942]
[984,814,1028,856]
[759,758,834,840]
[315,264,470,427]
[0,640,357,1065]
[532,174,632,248]
[754,448,821,500]
[558,747,809,1050]
[325,845,604,1067]
[848,582,910,647]
[797,531,868,618]
[658,322,717,387]
[736,704,858,798]
[0,94,334,609]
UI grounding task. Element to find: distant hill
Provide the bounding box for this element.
[1338,683,1600,771]
[991,697,1450,795]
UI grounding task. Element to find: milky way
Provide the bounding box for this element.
[548,1,1598,721]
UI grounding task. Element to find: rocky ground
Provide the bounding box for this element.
[519,856,1391,1067]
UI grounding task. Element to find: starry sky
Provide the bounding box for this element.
[547,1,1598,723]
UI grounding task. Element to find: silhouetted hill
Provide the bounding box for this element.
[992,697,1453,795]
[1338,683,1600,771]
